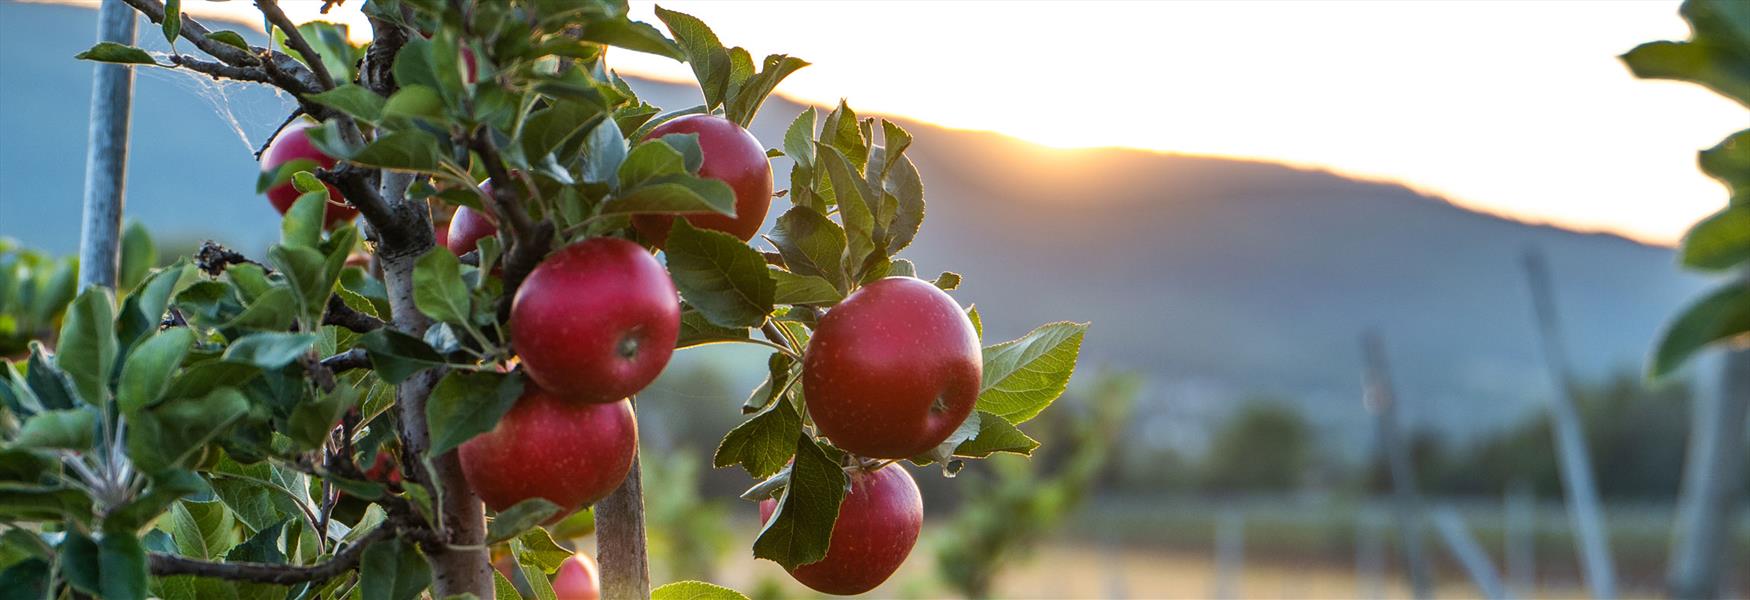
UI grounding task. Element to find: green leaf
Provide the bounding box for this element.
[426,370,525,456]
[413,248,471,325]
[493,570,521,600]
[485,498,562,544]
[1623,39,1750,108]
[816,145,877,276]
[288,384,359,450]
[307,84,386,123]
[225,519,288,564]
[57,287,117,406]
[127,388,249,474]
[665,220,775,328]
[117,327,193,414]
[11,408,96,451]
[954,410,1041,458]
[102,470,203,535]
[652,581,751,600]
[742,352,795,413]
[752,435,846,570]
[655,6,730,109]
[117,222,156,292]
[100,532,149,600]
[25,344,78,411]
[351,131,444,173]
[206,455,309,533]
[932,271,962,291]
[578,18,685,61]
[59,531,101,595]
[713,393,800,478]
[605,175,736,216]
[207,30,250,52]
[967,305,982,341]
[269,244,337,323]
[676,307,748,349]
[221,286,299,331]
[357,328,445,384]
[783,108,817,169]
[162,0,182,45]
[1651,282,1750,378]
[1682,204,1750,270]
[1700,129,1750,205]
[913,411,981,470]
[283,191,327,250]
[76,42,157,65]
[619,138,690,188]
[876,151,926,255]
[223,332,316,369]
[725,54,809,128]
[770,269,842,306]
[819,101,869,173]
[384,84,445,120]
[359,538,431,600]
[577,115,628,186]
[768,206,846,291]
[164,499,238,559]
[979,322,1088,424]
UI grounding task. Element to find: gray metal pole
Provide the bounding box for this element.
[77,0,138,290]
[1212,509,1244,600]
[1361,333,1434,600]
[1666,344,1750,600]
[1505,479,1536,596]
[1432,506,1509,600]
[1521,250,1617,600]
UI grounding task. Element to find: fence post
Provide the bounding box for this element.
[1361,333,1434,599]
[1521,250,1617,600]
[1432,506,1509,600]
[77,0,138,290]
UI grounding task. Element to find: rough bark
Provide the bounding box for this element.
[597,434,651,600]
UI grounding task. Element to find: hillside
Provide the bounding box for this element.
[0,1,1711,456]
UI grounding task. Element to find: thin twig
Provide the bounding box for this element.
[321,348,371,373]
[324,294,384,332]
[169,54,272,84]
[256,109,308,160]
[149,524,392,584]
[254,0,337,90]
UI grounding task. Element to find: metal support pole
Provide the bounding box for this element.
[78,0,138,290]
[1433,506,1509,600]
[1521,250,1617,600]
[1362,333,1434,600]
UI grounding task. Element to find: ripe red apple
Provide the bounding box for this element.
[552,553,602,600]
[510,238,679,403]
[260,121,358,228]
[760,466,923,595]
[361,450,401,486]
[447,205,497,256]
[458,389,637,517]
[802,277,982,459]
[631,114,773,247]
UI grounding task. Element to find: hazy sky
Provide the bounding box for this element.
[85,0,1746,246]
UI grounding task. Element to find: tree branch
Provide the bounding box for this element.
[323,294,384,333]
[169,54,272,84]
[321,348,370,373]
[317,164,404,243]
[468,132,553,323]
[118,0,259,67]
[148,524,393,584]
[254,0,338,91]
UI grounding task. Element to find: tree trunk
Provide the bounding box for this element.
[375,173,492,598]
[78,0,136,290]
[1666,344,1750,600]
[597,416,650,600]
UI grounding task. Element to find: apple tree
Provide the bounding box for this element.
[1,0,1088,598]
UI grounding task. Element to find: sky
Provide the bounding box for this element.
[54,0,1746,246]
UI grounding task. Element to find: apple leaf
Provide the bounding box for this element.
[161,0,181,46]
[578,18,685,61]
[655,7,731,110]
[978,321,1089,424]
[357,328,445,384]
[358,538,431,600]
[75,42,157,66]
[221,332,316,370]
[576,116,627,186]
[288,384,359,451]
[713,391,801,478]
[116,327,194,414]
[954,410,1041,458]
[752,435,846,570]
[12,408,97,451]
[56,287,117,406]
[1682,204,1750,271]
[770,269,843,306]
[24,344,78,411]
[768,206,847,291]
[426,370,525,456]
[350,131,445,174]
[676,307,748,349]
[485,498,562,544]
[306,84,386,123]
[603,175,736,217]
[664,220,775,328]
[1651,282,1750,379]
[412,248,472,326]
[725,54,809,128]
[652,581,751,600]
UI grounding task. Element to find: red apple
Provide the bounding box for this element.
[552,553,601,600]
[458,389,637,517]
[760,466,923,595]
[802,277,981,459]
[510,238,679,403]
[631,114,773,247]
[361,450,401,486]
[260,121,358,228]
[447,205,498,256]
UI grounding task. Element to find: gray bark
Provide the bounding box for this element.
[78,0,137,290]
[597,424,651,600]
